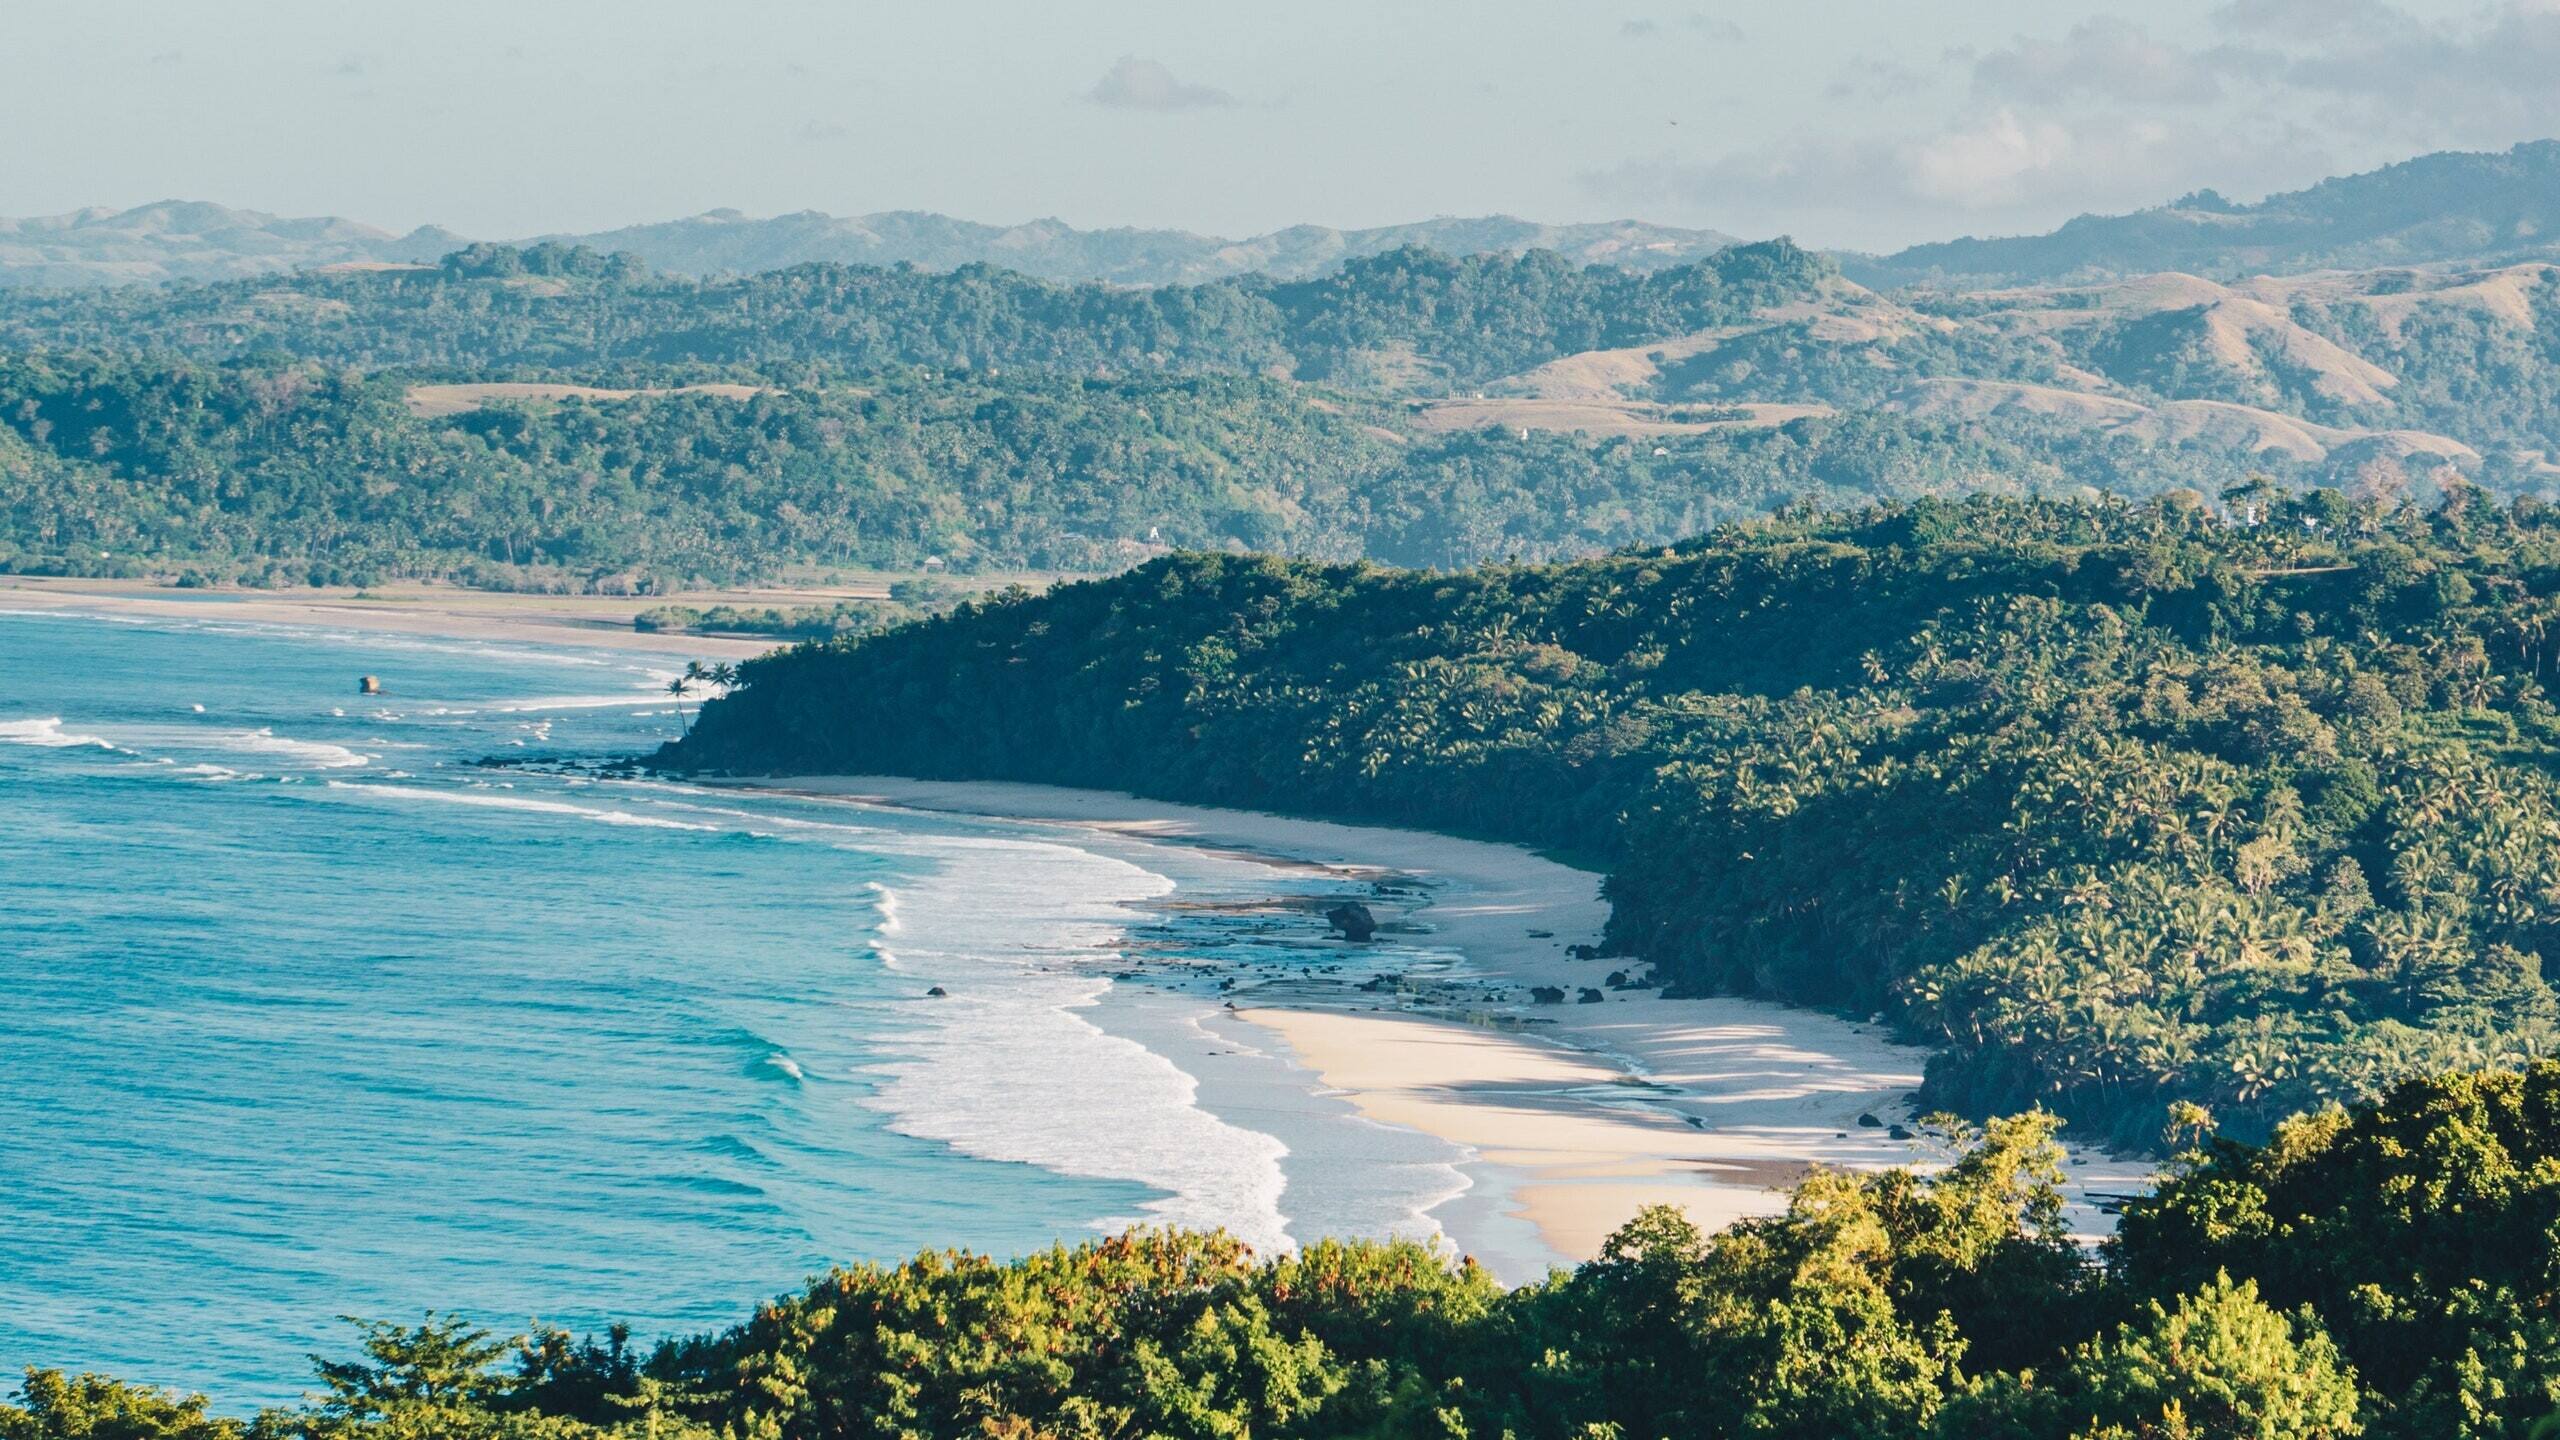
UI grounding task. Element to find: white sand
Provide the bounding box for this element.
[716,775,2153,1271]
[0,577,783,658]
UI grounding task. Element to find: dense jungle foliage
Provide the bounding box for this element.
[13,1065,2558,1439]
[673,491,2560,1149]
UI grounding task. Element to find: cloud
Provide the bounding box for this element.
[2212,0,2412,43]
[1969,18,2246,106]
[1582,108,2334,245]
[1825,58,1936,102]
[1621,13,1746,42]
[1965,2,2560,144]
[1614,0,2560,246]
[2262,2,2560,142]
[1086,55,1235,112]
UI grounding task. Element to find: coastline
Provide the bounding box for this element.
[0,576,791,658]
[1,584,2147,1276]
[702,774,2154,1275]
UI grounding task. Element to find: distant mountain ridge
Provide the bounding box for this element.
[0,201,1739,290]
[12,139,2560,292]
[0,200,464,289]
[541,210,1743,285]
[1855,140,2560,288]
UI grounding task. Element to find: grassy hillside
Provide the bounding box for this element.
[672,493,2560,1149]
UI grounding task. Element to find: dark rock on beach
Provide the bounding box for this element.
[1325,901,1379,942]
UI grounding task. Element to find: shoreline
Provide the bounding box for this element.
[703,774,2153,1273]
[1,581,2147,1272]
[0,576,794,658]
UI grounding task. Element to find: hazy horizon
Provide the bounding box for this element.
[11,0,2559,252]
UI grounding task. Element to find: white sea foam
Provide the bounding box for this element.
[855,832,1294,1255]
[324,780,722,831]
[640,799,886,840]
[866,880,903,934]
[223,729,373,769]
[0,717,122,750]
[482,692,671,714]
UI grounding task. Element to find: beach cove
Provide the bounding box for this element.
[2,599,2145,1402]
[712,776,2153,1273]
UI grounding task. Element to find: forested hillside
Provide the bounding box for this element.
[0,240,1825,387]
[13,1065,2557,1438]
[1,349,2208,582]
[674,492,2560,1149]
[4,228,2560,588]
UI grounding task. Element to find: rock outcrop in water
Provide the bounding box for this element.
[1325,901,1378,942]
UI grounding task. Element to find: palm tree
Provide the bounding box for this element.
[667,671,695,737]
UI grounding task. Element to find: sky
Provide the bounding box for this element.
[5,0,2558,252]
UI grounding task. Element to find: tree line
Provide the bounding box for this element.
[10,1065,2556,1438]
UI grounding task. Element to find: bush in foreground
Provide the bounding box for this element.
[11,1064,2558,1439]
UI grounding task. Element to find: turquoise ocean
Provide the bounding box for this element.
[0,606,1481,1405]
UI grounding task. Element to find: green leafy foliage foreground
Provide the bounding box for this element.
[13,1067,2558,1438]
[675,493,2560,1148]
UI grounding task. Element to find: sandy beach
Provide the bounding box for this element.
[709,775,2153,1272]
[0,575,847,658]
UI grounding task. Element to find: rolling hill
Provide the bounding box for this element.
[0,200,1738,290]
[0,200,463,288]
[3,230,2557,586]
[539,210,1742,284]
[1856,140,2560,288]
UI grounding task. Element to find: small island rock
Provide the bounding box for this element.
[1325,901,1379,942]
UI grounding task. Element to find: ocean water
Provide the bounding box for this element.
[0,607,1470,1405]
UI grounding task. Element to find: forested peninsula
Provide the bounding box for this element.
[672,492,2560,1151]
